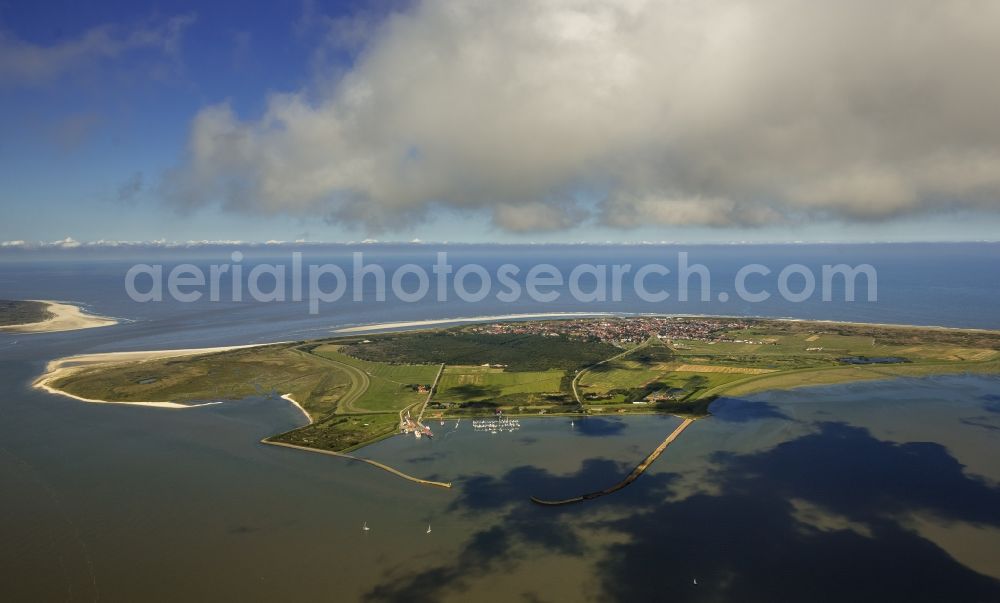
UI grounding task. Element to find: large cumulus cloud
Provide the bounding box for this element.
[164,0,1000,232]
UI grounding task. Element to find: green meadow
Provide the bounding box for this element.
[46,318,1000,452]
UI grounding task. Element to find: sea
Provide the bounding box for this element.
[1,243,998,602]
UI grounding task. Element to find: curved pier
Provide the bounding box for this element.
[261,439,452,489]
[530,418,694,505]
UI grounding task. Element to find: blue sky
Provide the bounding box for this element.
[3,1,1000,245]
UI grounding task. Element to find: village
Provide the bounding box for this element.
[466,315,758,345]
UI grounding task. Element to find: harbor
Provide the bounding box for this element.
[471,417,521,434]
[400,409,434,439]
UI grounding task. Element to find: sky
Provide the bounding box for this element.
[2,0,1000,246]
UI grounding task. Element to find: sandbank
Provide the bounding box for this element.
[0,300,117,333]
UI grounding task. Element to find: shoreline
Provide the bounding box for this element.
[0,300,118,333]
[33,313,999,414]
[332,312,615,333]
[281,393,312,423]
[34,344,264,409]
[332,311,1000,336]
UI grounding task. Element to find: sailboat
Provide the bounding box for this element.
[362,521,370,532]
[426,524,432,534]
[692,578,697,585]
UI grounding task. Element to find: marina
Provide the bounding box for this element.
[472,417,521,433]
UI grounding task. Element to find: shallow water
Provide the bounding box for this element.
[3,338,999,602]
[2,248,999,601]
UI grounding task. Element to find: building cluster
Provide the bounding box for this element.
[401,410,433,438]
[466,316,751,344]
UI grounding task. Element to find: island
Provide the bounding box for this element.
[35,316,1000,456]
[0,299,117,333]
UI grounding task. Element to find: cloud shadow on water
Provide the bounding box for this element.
[981,393,1000,414]
[365,419,1000,602]
[363,457,678,602]
[597,421,1000,602]
[572,416,628,437]
[405,451,450,465]
[960,416,1000,432]
[708,397,794,423]
[450,457,676,512]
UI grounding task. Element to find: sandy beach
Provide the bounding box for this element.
[0,300,118,333]
[33,344,263,409]
[332,312,614,333]
[32,312,994,413]
[281,393,312,423]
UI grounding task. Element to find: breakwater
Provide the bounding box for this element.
[530,417,694,505]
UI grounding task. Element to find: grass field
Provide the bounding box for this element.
[576,322,1000,413]
[576,341,674,389]
[579,359,673,391]
[268,412,400,452]
[50,341,443,452]
[672,364,775,374]
[308,344,439,413]
[44,317,1000,452]
[435,366,565,403]
[711,358,1000,399]
[340,330,619,371]
[668,323,1000,403]
[50,344,353,418]
[580,364,746,406]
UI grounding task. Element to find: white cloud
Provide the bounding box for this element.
[52,237,81,248]
[165,0,1000,232]
[0,14,195,85]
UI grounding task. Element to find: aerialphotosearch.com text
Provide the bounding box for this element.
[124,251,878,314]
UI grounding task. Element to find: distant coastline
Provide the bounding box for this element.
[332,312,615,333]
[332,311,999,336]
[0,299,118,333]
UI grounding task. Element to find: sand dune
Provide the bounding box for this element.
[0,300,117,333]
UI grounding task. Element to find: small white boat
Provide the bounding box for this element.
[692,578,697,585]
[426,524,432,534]
[362,521,370,532]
